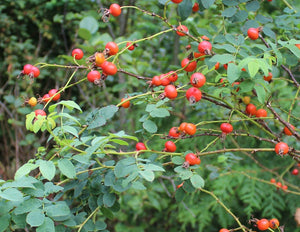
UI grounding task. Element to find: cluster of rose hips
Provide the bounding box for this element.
[270,178,288,191]
[21,64,40,79]
[253,218,280,231]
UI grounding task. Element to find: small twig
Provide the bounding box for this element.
[266,101,300,140]
[118,69,151,80]
[200,188,248,232]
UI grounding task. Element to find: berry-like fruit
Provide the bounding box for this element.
[215,62,220,70]
[257,219,269,231]
[269,218,279,229]
[270,178,276,183]
[185,153,201,166]
[192,3,199,12]
[186,87,202,103]
[176,25,188,36]
[283,124,295,136]
[105,42,119,56]
[160,74,171,86]
[35,109,46,117]
[181,58,197,72]
[247,27,259,40]
[164,85,178,100]
[190,73,206,88]
[121,98,130,108]
[167,71,178,82]
[169,127,180,138]
[171,0,183,3]
[276,182,282,188]
[242,96,251,105]
[28,97,37,107]
[177,182,184,189]
[136,142,146,151]
[179,122,187,133]
[296,44,300,49]
[87,70,101,83]
[23,64,33,75]
[255,109,267,118]
[30,66,40,78]
[95,52,106,66]
[291,168,299,175]
[245,103,257,116]
[101,61,118,76]
[220,123,233,134]
[126,42,135,51]
[198,41,212,54]
[263,72,273,81]
[72,48,84,60]
[109,3,121,17]
[219,229,230,232]
[42,94,51,103]
[282,185,288,190]
[48,89,60,101]
[185,123,197,135]
[165,141,176,152]
[151,76,161,86]
[275,142,289,155]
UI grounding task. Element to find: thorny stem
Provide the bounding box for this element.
[200,188,248,232]
[266,101,300,140]
[77,206,100,232]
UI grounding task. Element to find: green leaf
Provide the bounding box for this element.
[190,174,205,188]
[209,54,235,64]
[78,28,91,40]
[131,181,146,190]
[99,105,119,120]
[36,217,55,232]
[45,202,71,221]
[172,156,184,165]
[0,188,23,201]
[49,100,82,113]
[150,108,170,118]
[227,63,241,83]
[139,170,155,182]
[61,125,78,138]
[246,0,260,12]
[26,209,45,227]
[254,85,266,104]
[143,120,157,133]
[57,159,76,179]
[201,0,215,8]
[178,0,193,21]
[95,221,107,230]
[223,0,238,6]
[44,182,63,196]
[144,164,165,172]
[25,112,35,131]
[248,60,259,77]
[179,170,193,180]
[79,16,99,34]
[39,160,55,181]
[111,139,129,146]
[222,7,236,17]
[268,40,283,65]
[103,193,116,207]
[14,198,42,215]
[286,44,300,58]
[0,214,10,232]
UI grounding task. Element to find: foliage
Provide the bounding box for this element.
[0,0,300,231]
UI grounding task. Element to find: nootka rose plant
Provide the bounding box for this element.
[0,1,300,232]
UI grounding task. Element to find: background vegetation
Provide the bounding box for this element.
[0,0,299,231]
